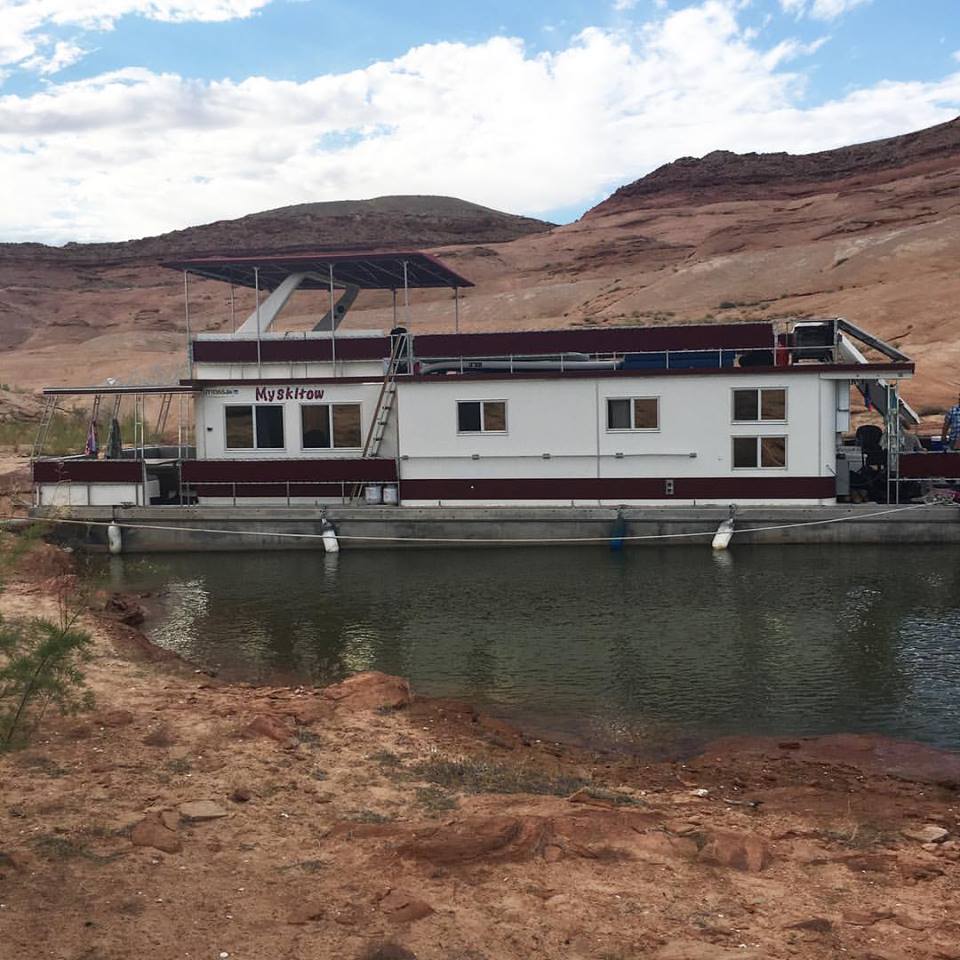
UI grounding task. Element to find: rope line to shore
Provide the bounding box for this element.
[0,500,947,545]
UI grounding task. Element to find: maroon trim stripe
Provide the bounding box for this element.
[191,337,391,364]
[400,477,835,500]
[413,323,774,358]
[181,458,398,483]
[33,460,143,483]
[899,452,960,478]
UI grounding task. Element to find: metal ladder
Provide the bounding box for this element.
[31,396,59,458]
[353,332,408,500]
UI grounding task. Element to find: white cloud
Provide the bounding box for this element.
[0,0,274,74]
[21,39,86,75]
[1,0,959,243]
[780,0,871,19]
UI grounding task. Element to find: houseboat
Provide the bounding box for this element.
[27,251,960,550]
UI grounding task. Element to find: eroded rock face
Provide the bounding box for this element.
[396,816,541,864]
[321,672,413,712]
[653,941,764,960]
[96,709,135,728]
[288,902,326,925]
[243,714,293,743]
[696,830,772,873]
[378,890,435,923]
[131,813,181,853]
[592,117,960,210]
[103,593,145,626]
[902,824,949,844]
[178,800,228,822]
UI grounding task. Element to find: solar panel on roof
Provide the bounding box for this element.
[160,250,473,291]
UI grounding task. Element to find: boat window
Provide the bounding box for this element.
[255,405,285,449]
[226,405,284,449]
[458,401,482,432]
[457,400,507,433]
[607,399,631,430]
[301,406,331,448]
[760,436,787,467]
[483,401,506,432]
[301,404,362,449]
[606,397,659,430]
[225,405,254,448]
[732,436,787,468]
[733,388,786,422]
[634,398,658,429]
[332,405,362,448]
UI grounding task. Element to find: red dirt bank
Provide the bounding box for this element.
[1,544,959,960]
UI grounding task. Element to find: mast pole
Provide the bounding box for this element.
[183,270,192,378]
[328,264,337,375]
[254,267,262,378]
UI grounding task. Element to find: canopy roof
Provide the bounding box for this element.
[160,250,473,291]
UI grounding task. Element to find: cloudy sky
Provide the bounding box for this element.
[1,0,959,244]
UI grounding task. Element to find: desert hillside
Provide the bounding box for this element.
[0,196,554,392]
[2,119,960,412]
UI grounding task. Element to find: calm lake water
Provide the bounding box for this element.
[87,545,960,753]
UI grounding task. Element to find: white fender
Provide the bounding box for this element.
[107,522,123,555]
[321,520,340,554]
[711,521,734,550]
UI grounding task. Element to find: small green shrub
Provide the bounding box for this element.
[415,785,459,813]
[368,749,402,766]
[0,536,94,750]
[0,613,94,750]
[348,809,394,824]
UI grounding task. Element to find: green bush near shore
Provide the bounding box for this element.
[0,411,145,456]
[0,532,95,750]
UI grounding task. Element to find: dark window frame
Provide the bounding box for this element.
[732,387,787,423]
[731,435,788,469]
[224,404,285,450]
[299,403,363,450]
[606,396,660,431]
[457,399,508,434]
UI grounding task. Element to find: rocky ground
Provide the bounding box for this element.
[1,538,959,960]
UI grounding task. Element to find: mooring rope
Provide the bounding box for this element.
[0,499,947,545]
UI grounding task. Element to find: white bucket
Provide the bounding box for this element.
[364,484,382,505]
[382,484,399,505]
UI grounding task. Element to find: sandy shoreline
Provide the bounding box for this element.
[1,537,959,960]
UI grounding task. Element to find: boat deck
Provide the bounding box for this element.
[25,502,960,551]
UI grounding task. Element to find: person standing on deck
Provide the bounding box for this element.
[941,394,960,450]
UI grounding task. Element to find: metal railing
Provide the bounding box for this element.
[179,478,400,507]
[412,344,839,375]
